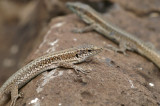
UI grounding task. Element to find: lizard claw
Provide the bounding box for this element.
[105,44,128,56]
[74,67,89,75]
[18,92,23,98]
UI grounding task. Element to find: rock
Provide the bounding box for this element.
[9,13,160,105]
[110,0,160,15]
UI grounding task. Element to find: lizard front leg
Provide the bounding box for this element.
[72,24,96,33]
[56,62,89,74]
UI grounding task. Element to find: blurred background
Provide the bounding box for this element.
[0,0,160,86]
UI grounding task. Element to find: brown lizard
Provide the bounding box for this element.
[66,2,160,69]
[0,44,102,106]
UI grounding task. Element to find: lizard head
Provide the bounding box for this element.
[66,2,89,14]
[73,44,103,63]
[66,2,94,24]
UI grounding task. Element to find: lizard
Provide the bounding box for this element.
[0,44,102,106]
[66,2,160,69]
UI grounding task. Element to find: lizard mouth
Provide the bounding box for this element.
[89,46,103,56]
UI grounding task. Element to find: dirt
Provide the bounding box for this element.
[1,0,160,106]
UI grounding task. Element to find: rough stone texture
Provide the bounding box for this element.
[5,12,160,105]
[104,3,160,49]
[110,0,160,15]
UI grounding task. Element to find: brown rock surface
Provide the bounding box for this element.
[6,12,160,105]
[110,0,160,15]
[0,0,160,106]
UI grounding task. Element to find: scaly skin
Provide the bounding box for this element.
[0,44,102,106]
[66,2,160,69]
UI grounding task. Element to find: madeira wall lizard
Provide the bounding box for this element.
[66,2,160,69]
[0,44,102,106]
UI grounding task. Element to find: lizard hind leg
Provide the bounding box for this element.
[10,84,22,106]
[106,42,128,56]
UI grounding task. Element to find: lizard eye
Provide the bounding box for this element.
[76,54,79,58]
[88,50,92,52]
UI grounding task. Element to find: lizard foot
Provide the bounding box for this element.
[105,44,127,56]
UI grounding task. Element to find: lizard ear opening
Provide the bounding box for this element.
[76,54,79,58]
[88,50,91,52]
